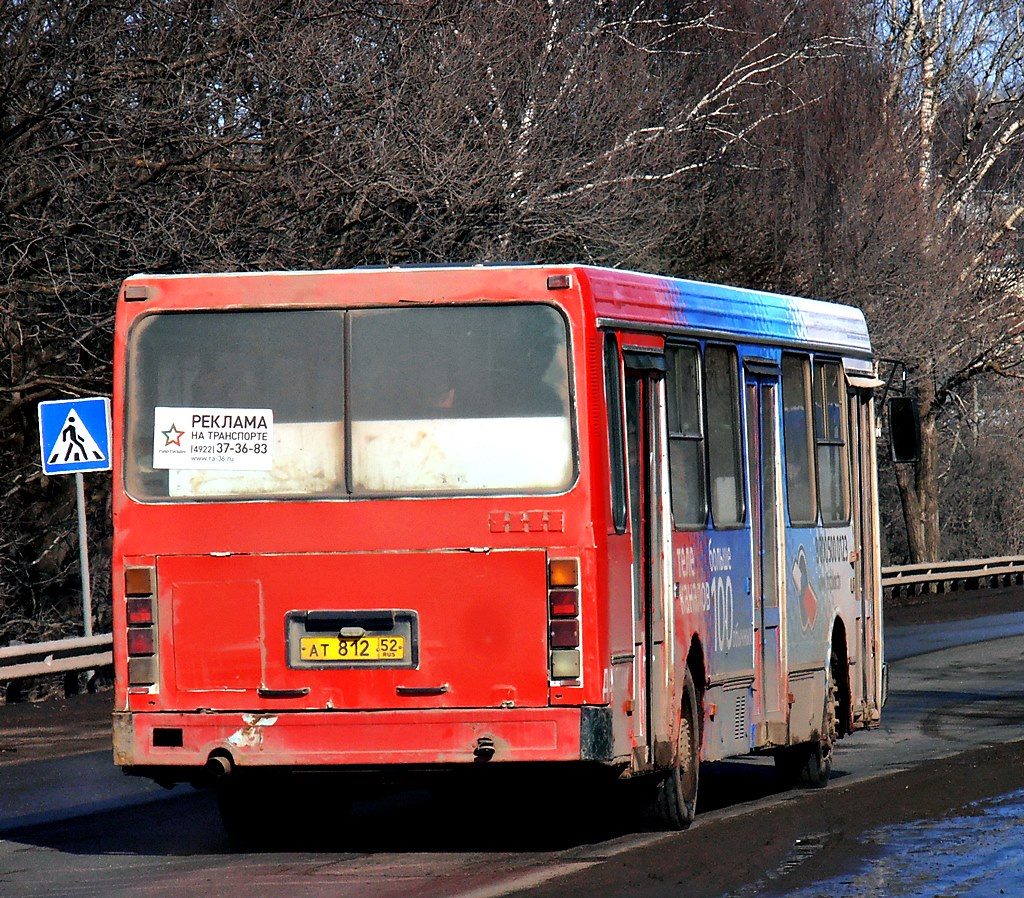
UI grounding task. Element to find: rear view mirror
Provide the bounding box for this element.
[887,397,920,463]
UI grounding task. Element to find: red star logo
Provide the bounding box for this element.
[161,423,184,447]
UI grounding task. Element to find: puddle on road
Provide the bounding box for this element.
[761,788,1024,897]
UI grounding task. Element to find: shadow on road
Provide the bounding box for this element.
[1,758,821,858]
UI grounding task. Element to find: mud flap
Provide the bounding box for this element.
[581,706,614,761]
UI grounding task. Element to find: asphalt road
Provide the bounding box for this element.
[3,595,1024,897]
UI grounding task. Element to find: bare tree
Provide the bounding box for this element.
[866,0,1024,561]
[938,380,1024,558]
[0,0,859,643]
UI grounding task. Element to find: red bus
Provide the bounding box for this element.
[111,265,884,835]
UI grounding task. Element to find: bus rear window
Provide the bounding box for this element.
[125,305,573,500]
[126,310,347,500]
[348,305,572,494]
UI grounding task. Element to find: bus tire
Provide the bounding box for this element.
[801,662,838,789]
[775,660,838,789]
[653,666,700,830]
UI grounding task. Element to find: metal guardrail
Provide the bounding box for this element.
[0,557,1020,685]
[882,556,1024,597]
[0,634,112,681]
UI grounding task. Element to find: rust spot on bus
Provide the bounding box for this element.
[227,714,278,751]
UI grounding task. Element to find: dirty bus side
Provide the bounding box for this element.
[592,267,883,825]
[111,266,883,839]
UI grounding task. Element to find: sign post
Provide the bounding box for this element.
[74,473,93,637]
[38,397,112,637]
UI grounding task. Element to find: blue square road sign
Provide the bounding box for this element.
[38,397,112,475]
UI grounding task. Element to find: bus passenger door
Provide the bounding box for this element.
[848,384,882,720]
[623,360,672,769]
[744,371,787,744]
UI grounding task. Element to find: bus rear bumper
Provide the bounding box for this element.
[113,706,614,772]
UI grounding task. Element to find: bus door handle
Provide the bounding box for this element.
[396,683,450,697]
[258,687,310,699]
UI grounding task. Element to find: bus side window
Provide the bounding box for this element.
[666,345,708,529]
[782,353,818,526]
[603,334,627,533]
[704,345,745,528]
[812,360,851,525]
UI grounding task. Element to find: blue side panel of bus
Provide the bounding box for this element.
[588,264,872,756]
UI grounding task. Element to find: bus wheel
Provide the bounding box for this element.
[802,666,838,788]
[653,667,700,830]
[775,666,838,789]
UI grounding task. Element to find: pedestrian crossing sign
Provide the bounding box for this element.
[38,397,112,475]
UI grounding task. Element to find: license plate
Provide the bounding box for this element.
[299,635,406,662]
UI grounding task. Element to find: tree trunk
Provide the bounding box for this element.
[894,377,940,562]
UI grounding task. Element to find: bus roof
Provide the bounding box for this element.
[122,263,872,362]
[578,266,872,362]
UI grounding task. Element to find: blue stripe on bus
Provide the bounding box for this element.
[587,268,870,356]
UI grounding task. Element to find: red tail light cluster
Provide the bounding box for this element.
[548,558,581,680]
[127,628,155,655]
[125,566,158,688]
